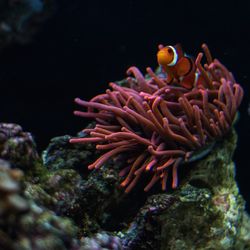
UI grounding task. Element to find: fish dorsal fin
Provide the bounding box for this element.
[174,43,184,58]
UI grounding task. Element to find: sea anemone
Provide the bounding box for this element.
[70,44,243,193]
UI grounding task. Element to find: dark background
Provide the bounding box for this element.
[0,0,249,211]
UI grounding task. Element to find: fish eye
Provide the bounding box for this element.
[168,48,173,53]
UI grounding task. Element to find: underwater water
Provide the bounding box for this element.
[0,0,249,249]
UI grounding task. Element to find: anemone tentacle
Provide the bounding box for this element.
[70,44,243,193]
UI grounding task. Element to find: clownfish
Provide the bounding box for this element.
[157,44,198,89]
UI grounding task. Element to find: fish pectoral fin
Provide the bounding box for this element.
[175,57,193,76]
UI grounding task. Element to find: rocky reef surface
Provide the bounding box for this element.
[0,122,249,250]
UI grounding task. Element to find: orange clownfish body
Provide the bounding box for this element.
[157,44,197,89]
